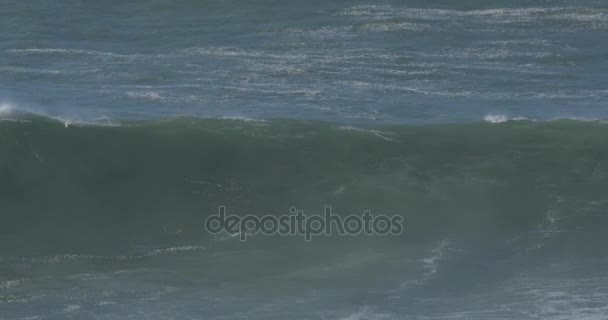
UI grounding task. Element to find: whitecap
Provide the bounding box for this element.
[484,114,530,123]
[126,91,166,101]
[0,103,15,116]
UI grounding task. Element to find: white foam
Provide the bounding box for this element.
[484,114,530,123]
[441,47,560,60]
[336,6,608,30]
[5,48,156,59]
[0,279,21,289]
[212,232,242,242]
[505,275,608,320]
[0,102,115,127]
[218,116,268,123]
[339,306,393,320]
[64,305,81,313]
[484,114,608,123]
[526,208,566,252]
[0,103,15,116]
[401,239,456,288]
[143,245,206,257]
[183,47,307,61]
[332,185,346,195]
[338,126,397,142]
[7,48,85,54]
[336,5,394,17]
[422,239,452,276]
[126,91,166,101]
[359,21,429,32]
[6,244,208,264]
[0,66,65,75]
[484,114,509,123]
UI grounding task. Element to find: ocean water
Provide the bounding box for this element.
[1,0,608,123]
[1,1,608,319]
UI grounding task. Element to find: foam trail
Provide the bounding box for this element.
[337,126,397,142]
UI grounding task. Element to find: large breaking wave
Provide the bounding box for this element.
[2,115,608,319]
[1,114,607,252]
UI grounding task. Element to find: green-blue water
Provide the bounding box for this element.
[1,0,608,319]
[1,116,608,319]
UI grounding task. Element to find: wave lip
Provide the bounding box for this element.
[484,114,531,123]
[483,114,608,124]
[0,103,15,116]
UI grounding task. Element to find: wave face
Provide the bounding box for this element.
[2,117,608,319]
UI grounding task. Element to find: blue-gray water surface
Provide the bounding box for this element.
[1,1,608,320]
[1,0,607,123]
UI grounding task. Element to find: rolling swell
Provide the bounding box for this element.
[2,116,608,319]
[1,115,607,257]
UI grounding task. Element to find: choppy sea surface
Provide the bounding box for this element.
[1,0,608,123]
[1,1,608,319]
